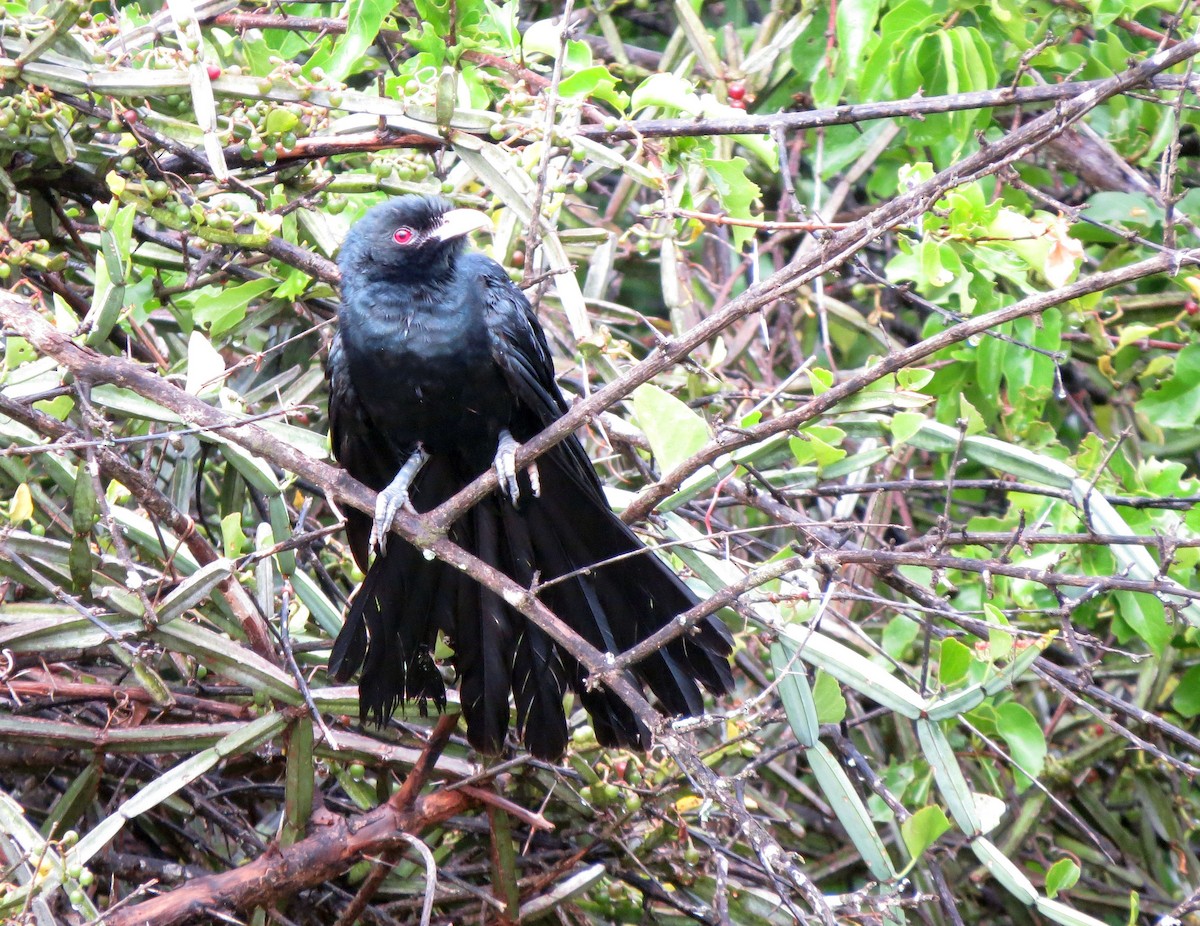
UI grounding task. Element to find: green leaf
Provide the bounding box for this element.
[522,19,591,69]
[702,157,761,249]
[812,670,847,724]
[264,108,300,136]
[1113,590,1169,656]
[938,638,972,686]
[189,278,276,336]
[1172,664,1200,718]
[221,512,247,559]
[71,464,97,536]
[630,384,710,474]
[1136,343,1200,430]
[323,0,392,81]
[901,805,951,859]
[1045,858,1081,898]
[788,425,846,467]
[995,702,1047,790]
[558,65,619,101]
[837,0,883,77]
[631,72,701,115]
[881,615,919,660]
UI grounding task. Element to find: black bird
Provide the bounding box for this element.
[326,195,733,760]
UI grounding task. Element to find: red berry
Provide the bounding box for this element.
[206,64,222,81]
[727,81,746,101]
[1186,300,1199,316]
[122,109,138,124]
[729,98,746,110]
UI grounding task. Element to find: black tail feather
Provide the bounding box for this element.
[453,500,515,755]
[330,538,448,724]
[332,447,733,758]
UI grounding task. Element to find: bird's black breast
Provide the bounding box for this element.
[338,278,513,469]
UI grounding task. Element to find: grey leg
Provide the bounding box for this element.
[371,445,429,554]
[493,429,540,505]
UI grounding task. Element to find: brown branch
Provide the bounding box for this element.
[104,785,469,926]
[3,671,253,720]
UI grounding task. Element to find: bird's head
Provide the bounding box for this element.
[336,195,493,289]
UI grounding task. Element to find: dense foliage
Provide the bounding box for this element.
[1,1,1199,924]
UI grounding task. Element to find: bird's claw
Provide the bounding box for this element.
[371,445,429,555]
[495,429,540,506]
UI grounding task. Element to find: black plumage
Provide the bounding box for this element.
[327,195,733,759]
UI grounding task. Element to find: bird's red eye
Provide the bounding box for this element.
[392,227,415,245]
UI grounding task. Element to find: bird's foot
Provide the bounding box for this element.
[494,429,540,506]
[371,445,429,554]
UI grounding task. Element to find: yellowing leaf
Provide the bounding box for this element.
[9,483,34,523]
[674,795,703,814]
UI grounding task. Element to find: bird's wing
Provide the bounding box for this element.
[326,331,395,569]
[472,256,605,498]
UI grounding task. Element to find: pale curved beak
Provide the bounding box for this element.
[432,208,493,242]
